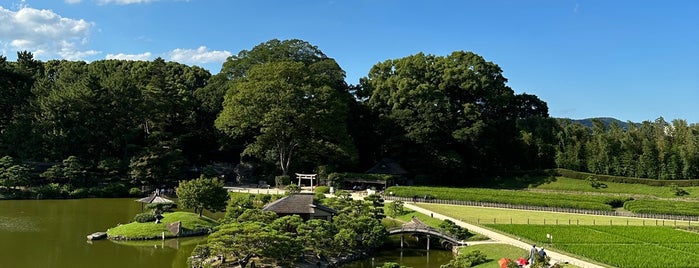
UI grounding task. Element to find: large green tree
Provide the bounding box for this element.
[362,51,550,182]
[215,39,356,176]
[176,176,228,217]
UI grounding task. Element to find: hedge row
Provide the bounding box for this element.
[328,172,395,182]
[556,169,699,187]
[623,199,699,217]
[385,186,614,211]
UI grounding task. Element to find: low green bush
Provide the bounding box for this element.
[557,169,699,187]
[69,188,89,198]
[34,183,70,199]
[386,186,614,211]
[314,186,330,194]
[128,187,142,196]
[134,212,156,223]
[623,199,699,216]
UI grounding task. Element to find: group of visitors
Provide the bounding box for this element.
[527,244,547,266]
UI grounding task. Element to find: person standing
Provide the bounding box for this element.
[529,244,538,265]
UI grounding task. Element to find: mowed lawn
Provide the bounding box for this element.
[416,203,697,227]
[416,203,699,267]
[487,225,699,268]
[533,177,699,199]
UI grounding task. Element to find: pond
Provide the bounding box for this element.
[0,198,453,268]
[0,198,206,268]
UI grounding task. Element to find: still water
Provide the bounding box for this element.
[340,247,454,268]
[0,198,205,268]
[0,198,452,268]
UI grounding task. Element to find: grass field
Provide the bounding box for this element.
[486,225,699,268]
[460,244,526,268]
[107,211,219,240]
[386,186,617,211]
[416,203,697,227]
[533,177,699,198]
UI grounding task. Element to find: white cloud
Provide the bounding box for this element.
[65,0,82,4]
[167,46,231,65]
[97,0,157,5]
[0,6,97,60]
[106,52,152,61]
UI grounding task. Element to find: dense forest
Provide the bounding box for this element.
[0,39,697,194]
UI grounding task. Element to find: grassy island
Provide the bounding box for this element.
[107,211,219,240]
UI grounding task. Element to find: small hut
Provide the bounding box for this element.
[135,191,174,212]
[262,193,335,221]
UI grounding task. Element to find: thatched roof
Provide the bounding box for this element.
[365,158,408,175]
[262,193,335,215]
[136,193,174,204]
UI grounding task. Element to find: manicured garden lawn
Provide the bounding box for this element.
[461,244,526,268]
[533,176,699,198]
[416,203,696,227]
[386,186,616,211]
[486,225,699,268]
[107,211,219,240]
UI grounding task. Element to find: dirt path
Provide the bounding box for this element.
[404,203,608,268]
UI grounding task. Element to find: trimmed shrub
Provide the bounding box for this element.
[275,175,290,187]
[69,188,89,198]
[128,187,142,196]
[33,183,69,199]
[134,212,156,223]
[557,169,699,187]
[314,186,330,194]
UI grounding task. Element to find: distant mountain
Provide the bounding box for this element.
[557,117,638,129]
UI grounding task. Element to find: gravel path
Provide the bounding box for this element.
[404,203,608,268]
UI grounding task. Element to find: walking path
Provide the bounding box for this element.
[404,203,608,268]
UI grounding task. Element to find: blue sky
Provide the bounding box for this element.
[0,0,697,123]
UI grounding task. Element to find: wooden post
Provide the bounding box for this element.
[427,235,430,250]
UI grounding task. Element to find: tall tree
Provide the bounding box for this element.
[215,40,356,175]
[362,51,550,182]
[176,176,228,217]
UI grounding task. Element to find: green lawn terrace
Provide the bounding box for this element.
[107,211,219,240]
[487,225,699,268]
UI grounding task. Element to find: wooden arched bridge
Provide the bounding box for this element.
[386,217,466,250]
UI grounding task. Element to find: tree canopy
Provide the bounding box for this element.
[215,40,356,176]
[176,176,228,217]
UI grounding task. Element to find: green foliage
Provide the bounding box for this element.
[488,224,699,268]
[387,186,615,211]
[603,196,631,208]
[215,40,356,176]
[134,212,157,223]
[586,175,607,189]
[176,176,228,217]
[671,183,690,196]
[236,209,278,224]
[207,221,300,268]
[286,184,300,194]
[328,172,394,182]
[33,183,70,199]
[275,175,290,187]
[439,219,471,240]
[128,187,142,196]
[623,199,699,216]
[146,203,174,214]
[377,262,411,268]
[440,250,487,268]
[108,211,218,240]
[386,200,405,217]
[314,185,330,194]
[364,194,385,220]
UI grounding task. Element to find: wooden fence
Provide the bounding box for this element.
[384,195,699,222]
